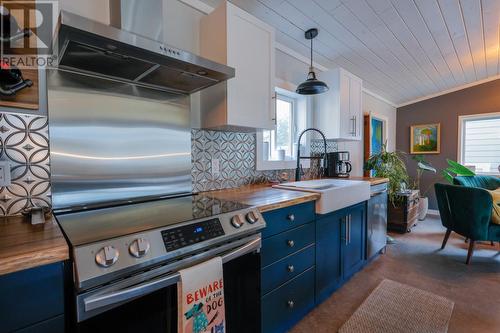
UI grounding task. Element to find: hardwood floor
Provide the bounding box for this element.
[290,216,500,333]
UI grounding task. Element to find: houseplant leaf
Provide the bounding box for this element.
[417,161,437,173]
[446,159,475,176]
[442,170,454,184]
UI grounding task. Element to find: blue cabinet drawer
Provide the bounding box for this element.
[0,262,65,333]
[262,267,315,333]
[261,222,314,267]
[262,202,315,238]
[262,244,315,295]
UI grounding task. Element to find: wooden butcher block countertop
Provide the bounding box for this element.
[0,215,69,276]
[204,177,389,211]
[204,184,320,212]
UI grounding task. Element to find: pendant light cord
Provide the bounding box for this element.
[310,38,313,71]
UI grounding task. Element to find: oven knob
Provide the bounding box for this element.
[231,215,244,228]
[129,238,150,258]
[95,245,119,267]
[245,211,259,224]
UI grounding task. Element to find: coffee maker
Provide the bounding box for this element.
[327,151,352,177]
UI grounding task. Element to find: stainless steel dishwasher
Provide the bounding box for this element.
[367,183,388,259]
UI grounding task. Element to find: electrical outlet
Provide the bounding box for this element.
[211,158,220,177]
[0,161,11,187]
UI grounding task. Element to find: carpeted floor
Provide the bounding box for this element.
[289,216,500,333]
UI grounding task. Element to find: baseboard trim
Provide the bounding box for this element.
[427,209,440,216]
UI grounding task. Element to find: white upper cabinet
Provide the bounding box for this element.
[200,1,276,131]
[314,68,363,141]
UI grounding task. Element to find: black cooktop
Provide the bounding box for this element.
[56,194,249,246]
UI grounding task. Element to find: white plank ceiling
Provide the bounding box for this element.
[200,0,500,106]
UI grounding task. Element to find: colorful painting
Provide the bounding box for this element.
[410,123,440,154]
[371,117,384,155]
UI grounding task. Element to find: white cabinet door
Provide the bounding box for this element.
[314,70,340,139]
[226,3,275,130]
[339,71,352,139]
[199,1,276,131]
[314,68,362,141]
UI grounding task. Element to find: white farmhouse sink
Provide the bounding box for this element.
[274,179,370,214]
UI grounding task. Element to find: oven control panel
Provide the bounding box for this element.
[73,208,265,291]
[162,218,225,251]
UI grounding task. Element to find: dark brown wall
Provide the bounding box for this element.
[396,78,500,209]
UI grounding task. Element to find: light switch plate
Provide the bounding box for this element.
[0,161,11,187]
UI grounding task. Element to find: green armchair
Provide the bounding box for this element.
[435,182,500,264]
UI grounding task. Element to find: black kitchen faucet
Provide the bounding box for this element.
[295,128,328,181]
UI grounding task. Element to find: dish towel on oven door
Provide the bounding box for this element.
[178,257,226,333]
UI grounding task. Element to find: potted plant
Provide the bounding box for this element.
[411,156,437,220]
[364,144,409,205]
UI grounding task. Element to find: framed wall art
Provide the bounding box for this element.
[410,123,440,154]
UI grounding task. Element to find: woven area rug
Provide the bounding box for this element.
[339,279,454,333]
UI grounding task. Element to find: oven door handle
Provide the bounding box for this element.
[83,236,261,313]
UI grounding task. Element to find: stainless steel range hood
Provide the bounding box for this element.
[53,7,234,95]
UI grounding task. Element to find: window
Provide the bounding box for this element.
[263,94,295,160]
[256,87,309,170]
[459,113,500,175]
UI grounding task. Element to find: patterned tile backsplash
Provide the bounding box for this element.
[0,113,51,215]
[191,129,338,192]
[0,115,338,215]
[192,129,295,192]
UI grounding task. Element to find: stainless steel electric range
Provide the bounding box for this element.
[55,194,265,332]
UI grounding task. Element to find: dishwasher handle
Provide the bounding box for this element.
[370,189,387,197]
[83,236,261,313]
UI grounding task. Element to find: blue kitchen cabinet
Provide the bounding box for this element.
[260,200,367,332]
[0,262,65,333]
[342,202,366,280]
[315,209,343,303]
[260,201,316,333]
[315,202,366,304]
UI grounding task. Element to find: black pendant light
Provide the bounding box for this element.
[296,28,329,95]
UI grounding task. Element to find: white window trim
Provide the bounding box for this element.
[457,111,500,175]
[256,85,309,171]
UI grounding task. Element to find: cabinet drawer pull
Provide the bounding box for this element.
[287,240,295,248]
[287,214,295,222]
[348,214,351,244]
[287,265,295,273]
[343,216,348,245]
[287,300,295,308]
